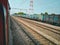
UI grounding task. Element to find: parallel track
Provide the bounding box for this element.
[20,17,60,34]
[18,17,60,41]
[11,17,41,45]
[12,16,60,45]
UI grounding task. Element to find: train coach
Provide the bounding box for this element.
[0,0,10,45]
[19,13,60,26]
[41,14,60,26]
[51,15,60,26]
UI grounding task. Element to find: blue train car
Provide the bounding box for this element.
[42,14,48,22]
[48,15,54,24]
[37,14,43,21]
[54,15,60,26]
[20,13,60,26]
[42,14,60,26]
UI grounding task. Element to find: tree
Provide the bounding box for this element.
[45,12,48,15]
[41,13,43,15]
[14,13,17,14]
[17,12,26,15]
[51,13,55,15]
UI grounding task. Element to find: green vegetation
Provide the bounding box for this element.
[51,13,55,15]
[17,12,26,15]
[13,12,26,15]
[45,12,48,15]
[41,13,44,15]
[13,12,56,16]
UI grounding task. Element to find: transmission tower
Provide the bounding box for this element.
[29,0,34,14]
[11,0,34,14]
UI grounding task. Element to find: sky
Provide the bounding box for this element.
[8,0,60,14]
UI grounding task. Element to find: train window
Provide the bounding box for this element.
[3,5,6,30]
[3,6,6,18]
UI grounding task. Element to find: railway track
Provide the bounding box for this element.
[11,17,41,45]
[18,17,60,35]
[17,17,60,41]
[19,17,60,35]
[18,17,60,31]
[18,17,60,32]
[12,16,60,45]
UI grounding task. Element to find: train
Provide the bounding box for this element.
[20,14,60,26]
[0,0,10,45]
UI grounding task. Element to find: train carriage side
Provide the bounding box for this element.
[45,15,49,23]
[42,14,47,22]
[37,14,43,21]
[54,15,60,26]
[0,3,5,45]
[0,0,9,45]
[48,15,54,24]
